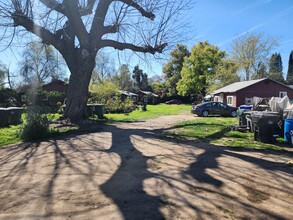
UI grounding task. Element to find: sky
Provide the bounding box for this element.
[188,0,293,76]
[0,0,293,80]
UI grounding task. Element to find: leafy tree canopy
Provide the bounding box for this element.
[251,62,268,80]
[207,59,240,93]
[163,44,190,96]
[112,64,133,91]
[177,41,225,96]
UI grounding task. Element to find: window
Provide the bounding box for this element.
[245,98,253,105]
[279,91,287,98]
[227,96,233,105]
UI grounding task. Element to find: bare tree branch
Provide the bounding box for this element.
[63,0,89,46]
[79,0,95,16]
[119,0,155,20]
[40,0,66,15]
[11,10,64,52]
[90,0,113,37]
[100,39,167,54]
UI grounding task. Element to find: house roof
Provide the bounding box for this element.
[139,90,159,97]
[211,78,292,95]
[118,90,138,96]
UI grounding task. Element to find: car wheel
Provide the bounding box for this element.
[230,110,237,117]
[202,110,209,117]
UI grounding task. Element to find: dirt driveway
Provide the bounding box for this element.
[0,114,292,220]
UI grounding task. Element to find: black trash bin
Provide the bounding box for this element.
[7,107,24,125]
[253,112,281,143]
[0,108,9,127]
[93,104,104,119]
[0,107,24,127]
[87,104,104,119]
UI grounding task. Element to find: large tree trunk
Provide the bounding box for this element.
[64,53,95,122]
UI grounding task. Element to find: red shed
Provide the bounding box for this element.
[211,78,293,107]
[42,80,68,93]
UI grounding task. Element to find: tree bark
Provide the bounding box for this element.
[63,52,95,122]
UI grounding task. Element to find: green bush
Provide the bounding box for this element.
[23,90,66,113]
[105,96,134,113]
[20,106,50,140]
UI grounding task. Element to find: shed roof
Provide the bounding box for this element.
[118,90,138,96]
[139,90,159,97]
[211,77,293,95]
[211,78,266,95]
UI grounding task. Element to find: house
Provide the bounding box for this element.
[211,78,293,107]
[118,90,138,103]
[42,79,68,93]
[137,90,159,104]
[16,80,67,112]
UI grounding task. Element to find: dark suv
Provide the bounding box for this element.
[191,102,238,117]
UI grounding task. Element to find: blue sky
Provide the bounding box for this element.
[0,0,292,80]
[188,0,293,75]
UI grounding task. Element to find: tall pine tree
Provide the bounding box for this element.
[286,51,293,84]
[268,53,285,83]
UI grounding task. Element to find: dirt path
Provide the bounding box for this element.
[0,114,292,220]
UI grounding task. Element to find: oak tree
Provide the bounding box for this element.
[0,0,191,121]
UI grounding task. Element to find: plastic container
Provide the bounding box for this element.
[239,105,253,110]
[93,104,104,119]
[284,118,293,143]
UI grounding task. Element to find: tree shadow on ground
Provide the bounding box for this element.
[0,121,292,219]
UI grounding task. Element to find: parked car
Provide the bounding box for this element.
[191,102,238,117]
[165,99,181,105]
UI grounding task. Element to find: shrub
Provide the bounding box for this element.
[20,106,50,140]
[105,96,134,113]
[23,90,66,113]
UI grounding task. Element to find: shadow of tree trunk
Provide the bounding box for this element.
[100,125,164,220]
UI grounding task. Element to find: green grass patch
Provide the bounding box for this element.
[105,104,191,123]
[168,117,287,151]
[0,113,76,147]
[0,125,22,146]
